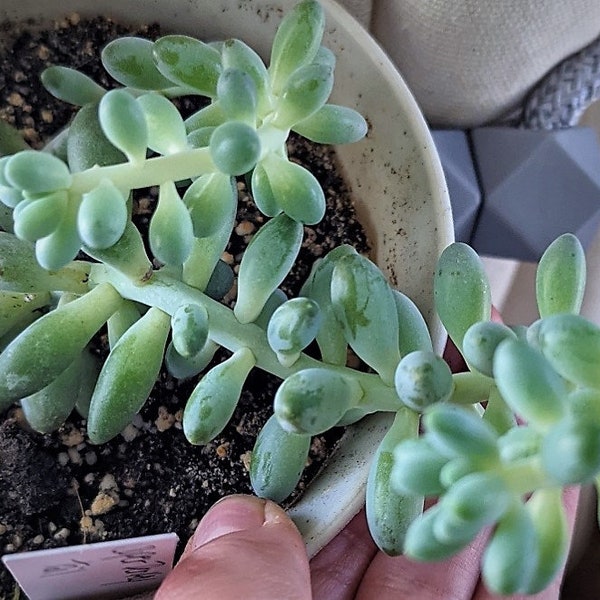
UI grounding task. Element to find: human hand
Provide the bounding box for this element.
[154,487,579,600]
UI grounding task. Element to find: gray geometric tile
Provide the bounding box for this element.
[470,127,600,261]
[432,129,481,243]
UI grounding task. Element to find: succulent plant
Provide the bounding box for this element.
[0,0,597,595]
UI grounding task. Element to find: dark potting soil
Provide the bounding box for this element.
[0,13,370,598]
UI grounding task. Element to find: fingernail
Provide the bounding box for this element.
[191,494,271,549]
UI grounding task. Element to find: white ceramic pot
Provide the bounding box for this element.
[0,0,453,557]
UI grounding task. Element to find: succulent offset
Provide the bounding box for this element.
[0,1,598,596]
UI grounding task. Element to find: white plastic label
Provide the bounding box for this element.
[2,532,179,600]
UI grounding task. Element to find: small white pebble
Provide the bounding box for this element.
[32,535,45,545]
[99,474,118,492]
[57,452,69,467]
[67,447,82,465]
[85,451,98,466]
[120,424,139,442]
[53,528,70,541]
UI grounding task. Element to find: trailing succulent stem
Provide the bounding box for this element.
[0,1,596,596]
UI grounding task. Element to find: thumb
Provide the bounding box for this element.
[155,494,311,600]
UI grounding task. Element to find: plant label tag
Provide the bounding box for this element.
[2,532,179,600]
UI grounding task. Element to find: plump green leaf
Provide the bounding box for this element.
[331,251,401,384]
[273,63,333,129]
[423,403,499,460]
[367,408,423,555]
[107,300,141,349]
[21,358,81,433]
[0,291,51,338]
[394,350,454,411]
[209,121,261,176]
[99,89,148,163]
[149,181,194,265]
[185,102,227,133]
[250,414,311,503]
[523,488,569,594]
[83,220,153,284]
[536,233,586,318]
[67,102,127,172]
[391,438,447,497]
[0,231,89,294]
[393,290,433,356]
[165,339,219,380]
[87,307,171,444]
[221,38,270,115]
[137,93,188,155]
[35,196,82,271]
[433,472,511,546]
[462,321,517,378]
[267,296,322,366]
[404,504,466,561]
[41,66,106,106]
[217,68,258,124]
[183,347,255,444]
[183,172,237,238]
[154,35,222,96]
[77,180,128,250]
[102,37,174,90]
[0,282,122,408]
[269,0,325,94]
[535,313,600,389]
[300,245,356,365]
[274,367,363,435]
[171,303,209,358]
[434,242,491,353]
[482,503,538,595]
[259,153,325,224]
[235,214,303,323]
[493,338,568,429]
[5,150,72,194]
[541,418,600,484]
[13,190,69,242]
[250,163,281,217]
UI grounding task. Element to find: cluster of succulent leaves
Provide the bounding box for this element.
[379,232,599,596]
[0,0,597,595]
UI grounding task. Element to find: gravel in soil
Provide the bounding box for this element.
[0,13,370,598]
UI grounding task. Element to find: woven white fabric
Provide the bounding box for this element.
[339,0,600,127]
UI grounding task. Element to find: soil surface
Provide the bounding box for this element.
[0,14,369,598]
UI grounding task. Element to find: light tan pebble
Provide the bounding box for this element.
[7,92,23,107]
[155,406,176,432]
[188,518,199,532]
[120,423,139,442]
[216,442,230,458]
[37,45,50,60]
[240,451,252,472]
[174,409,184,422]
[4,544,15,553]
[99,474,118,492]
[32,535,45,545]
[53,528,70,541]
[90,492,119,516]
[11,535,22,549]
[235,221,256,236]
[0,524,6,535]
[123,488,134,497]
[221,251,234,265]
[60,428,85,447]
[68,447,83,465]
[80,516,93,532]
[48,522,57,534]
[57,452,69,467]
[69,12,81,25]
[83,473,96,485]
